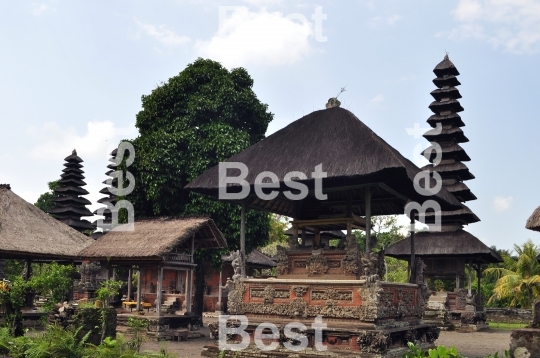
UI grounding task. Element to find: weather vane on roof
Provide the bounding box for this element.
[326,85,347,109]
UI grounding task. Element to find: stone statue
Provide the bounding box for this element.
[229,250,242,281]
[276,245,289,275]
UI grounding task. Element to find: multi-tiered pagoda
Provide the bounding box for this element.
[387,55,502,330]
[93,148,118,235]
[47,150,94,233]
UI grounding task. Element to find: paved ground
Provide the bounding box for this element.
[140,318,512,358]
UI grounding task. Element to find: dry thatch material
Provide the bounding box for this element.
[186,107,462,216]
[79,217,226,260]
[385,230,502,264]
[526,206,540,232]
[222,249,276,268]
[0,185,93,259]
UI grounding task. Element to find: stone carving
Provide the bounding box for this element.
[341,235,359,275]
[311,288,353,301]
[306,254,329,276]
[289,298,308,318]
[404,329,417,344]
[424,326,440,344]
[294,261,307,268]
[79,261,101,289]
[532,299,540,328]
[292,286,308,297]
[288,232,299,249]
[456,289,467,310]
[228,250,243,281]
[226,279,246,314]
[397,289,415,318]
[357,331,391,354]
[328,260,341,268]
[360,251,381,282]
[415,257,431,306]
[250,285,291,304]
[276,246,289,275]
[263,285,276,304]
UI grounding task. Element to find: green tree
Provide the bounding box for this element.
[353,215,406,252]
[259,214,289,257]
[34,180,59,213]
[126,58,273,316]
[484,239,540,308]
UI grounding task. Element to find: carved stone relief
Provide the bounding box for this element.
[306,254,329,276]
[292,286,308,297]
[311,288,353,301]
[275,246,289,275]
[357,331,391,353]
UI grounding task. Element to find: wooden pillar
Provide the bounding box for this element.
[156,265,163,317]
[186,269,193,313]
[301,228,306,247]
[365,188,372,252]
[216,270,223,313]
[136,268,142,311]
[409,215,416,284]
[347,222,352,237]
[240,201,246,278]
[127,268,132,300]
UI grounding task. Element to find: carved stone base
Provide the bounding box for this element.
[510,328,540,358]
[204,323,439,357]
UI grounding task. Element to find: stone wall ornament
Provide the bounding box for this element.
[414,257,431,306]
[79,261,102,289]
[341,235,359,275]
[292,286,308,297]
[360,251,380,282]
[276,245,289,275]
[226,279,246,314]
[228,250,243,281]
[306,254,329,276]
[263,285,276,305]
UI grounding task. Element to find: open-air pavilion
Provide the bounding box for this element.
[79,217,227,316]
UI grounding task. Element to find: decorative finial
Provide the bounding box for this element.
[325,85,347,109]
[72,149,77,156]
[444,52,449,60]
[0,184,11,190]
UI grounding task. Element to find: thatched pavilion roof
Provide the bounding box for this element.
[526,206,540,232]
[385,230,502,264]
[222,249,276,268]
[79,217,227,261]
[0,184,93,260]
[185,107,462,218]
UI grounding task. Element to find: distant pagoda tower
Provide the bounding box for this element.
[421,54,479,229]
[48,150,94,232]
[93,148,118,235]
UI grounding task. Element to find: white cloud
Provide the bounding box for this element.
[448,0,540,54]
[493,195,513,212]
[243,0,282,5]
[32,3,54,16]
[369,14,402,27]
[135,18,191,47]
[370,94,385,103]
[195,6,314,67]
[27,121,137,163]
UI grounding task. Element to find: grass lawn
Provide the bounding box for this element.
[488,322,528,330]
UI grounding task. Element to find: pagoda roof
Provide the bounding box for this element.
[427,113,465,128]
[429,99,464,114]
[433,55,460,77]
[185,107,462,217]
[56,217,95,231]
[430,87,462,101]
[63,162,83,169]
[422,204,480,224]
[58,178,86,187]
[433,75,461,88]
[422,143,471,162]
[52,196,92,205]
[385,230,501,264]
[422,162,475,181]
[54,186,90,196]
[423,126,468,143]
[48,205,93,217]
[444,182,477,202]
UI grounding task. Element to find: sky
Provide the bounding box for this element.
[1,0,540,252]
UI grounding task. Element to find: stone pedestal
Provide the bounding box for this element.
[510,329,540,358]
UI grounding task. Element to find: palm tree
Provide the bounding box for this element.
[484,239,540,308]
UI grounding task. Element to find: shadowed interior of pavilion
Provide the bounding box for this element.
[186,105,465,356]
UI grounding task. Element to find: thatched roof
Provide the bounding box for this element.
[0,185,94,259]
[284,228,345,239]
[222,249,276,268]
[526,206,540,232]
[385,230,502,264]
[186,107,462,217]
[79,217,227,260]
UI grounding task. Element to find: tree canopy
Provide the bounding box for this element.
[125,58,274,314]
[34,180,59,214]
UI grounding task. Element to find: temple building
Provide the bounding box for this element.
[386,55,502,330]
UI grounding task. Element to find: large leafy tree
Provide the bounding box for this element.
[484,239,540,308]
[34,180,60,214]
[126,58,273,315]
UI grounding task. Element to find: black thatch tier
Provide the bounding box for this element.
[185,107,462,218]
[422,162,475,181]
[421,204,480,224]
[64,153,83,163]
[427,113,465,128]
[57,217,95,231]
[60,172,86,180]
[433,75,461,88]
[443,182,477,202]
[101,178,118,185]
[526,206,540,232]
[423,126,468,143]
[63,162,83,169]
[52,196,92,205]
[105,169,115,176]
[61,168,84,176]
[96,197,118,205]
[111,148,118,156]
[284,228,345,239]
[54,186,90,195]
[430,87,462,101]
[428,99,464,114]
[99,187,113,195]
[422,143,471,162]
[106,163,118,170]
[48,205,93,216]
[433,54,460,77]
[385,230,501,264]
[58,178,87,187]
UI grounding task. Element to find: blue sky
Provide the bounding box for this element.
[1,0,539,252]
